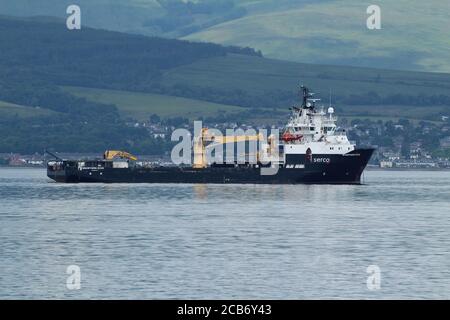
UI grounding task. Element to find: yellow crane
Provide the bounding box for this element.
[193,128,266,169]
[103,150,138,161]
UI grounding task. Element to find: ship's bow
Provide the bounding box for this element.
[348,148,375,183]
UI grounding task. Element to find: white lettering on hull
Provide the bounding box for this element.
[313,158,331,163]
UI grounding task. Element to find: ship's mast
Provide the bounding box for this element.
[300,85,319,110]
[300,85,312,108]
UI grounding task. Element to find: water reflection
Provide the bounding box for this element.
[0,168,449,299]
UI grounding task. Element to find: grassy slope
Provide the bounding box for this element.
[184,0,450,72]
[61,88,421,124]
[62,86,246,120]
[160,53,450,120]
[5,51,450,123]
[0,0,164,35]
[161,54,450,98]
[0,100,55,118]
[64,52,450,122]
[3,1,448,72]
[339,105,448,122]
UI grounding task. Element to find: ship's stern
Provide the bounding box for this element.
[47,161,79,183]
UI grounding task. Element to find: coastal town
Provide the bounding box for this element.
[2,113,450,170]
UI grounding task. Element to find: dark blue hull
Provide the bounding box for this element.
[47,149,374,184]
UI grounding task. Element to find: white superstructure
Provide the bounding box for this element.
[281,86,355,156]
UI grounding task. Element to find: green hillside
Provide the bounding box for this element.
[158,53,450,121]
[0,100,56,118]
[160,54,450,106]
[1,15,449,119]
[0,0,164,35]
[62,86,246,120]
[161,54,450,96]
[2,0,448,72]
[62,86,450,124]
[184,0,450,72]
[0,14,449,154]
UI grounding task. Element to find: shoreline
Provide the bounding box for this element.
[366,166,450,171]
[2,165,450,172]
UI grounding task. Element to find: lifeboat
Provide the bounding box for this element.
[282,132,302,142]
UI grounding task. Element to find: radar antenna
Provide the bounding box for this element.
[300,85,317,109]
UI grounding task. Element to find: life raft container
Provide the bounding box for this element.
[282,132,303,142]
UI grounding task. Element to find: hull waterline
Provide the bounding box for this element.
[47,148,374,184]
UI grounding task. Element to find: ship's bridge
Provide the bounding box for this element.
[281,88,355,156]
[286,105,339,142]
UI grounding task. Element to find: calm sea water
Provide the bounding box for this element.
[0,167,449,299]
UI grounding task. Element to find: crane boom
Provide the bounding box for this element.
[104,150,138,161]
[193,128,265,169]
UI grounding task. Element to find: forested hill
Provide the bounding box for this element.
[2,1,448,72]
[0,15,260,154]
[0,15,261,92]
[2,14,450,113]
[1,15,450,155]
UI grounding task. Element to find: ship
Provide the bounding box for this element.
[47,86,374,184]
